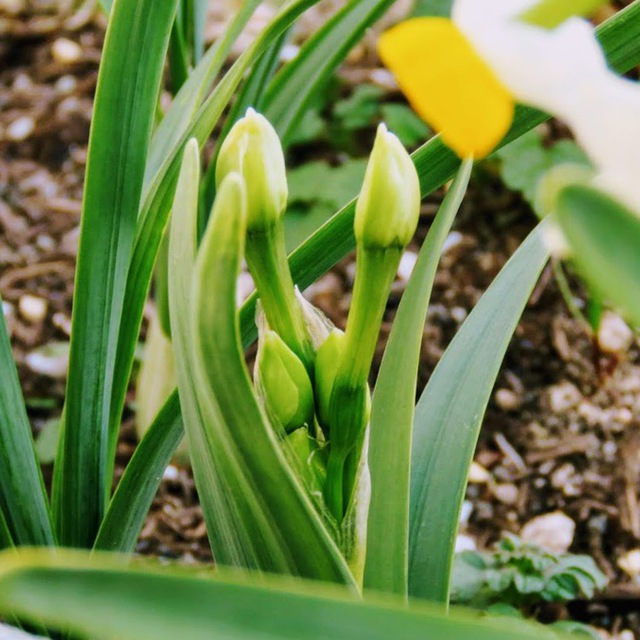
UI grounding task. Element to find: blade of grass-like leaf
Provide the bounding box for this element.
[94,392,183,553]
[133,2,640,492]
[55,0,178,548]
[109,0,323,470]
[555,185,640,328]
[142,0,262,192]
[0,509,13,550]
[364,159,472,598]
[408,222,550,603]
[0,295,53,548]
[0,550,564,640]
[263,0,396,144]
[107,0,263,468]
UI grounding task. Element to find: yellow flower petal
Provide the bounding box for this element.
[378,18,515,158]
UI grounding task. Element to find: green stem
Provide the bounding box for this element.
[325,448,346,521]
[326,246,402,520]
[245,222,314,372]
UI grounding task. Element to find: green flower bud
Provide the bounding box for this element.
[216,108,288,231]
[354,123,421,250]
[284,427,327,495]
[256,329,315,433]
[534,162,594,218]
[314,329,345,430]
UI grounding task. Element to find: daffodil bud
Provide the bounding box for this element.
[314,329,345,430]
[216,108,288,231]
[284,427,327,495]
[354,123,421,250]
[255,329,315,433]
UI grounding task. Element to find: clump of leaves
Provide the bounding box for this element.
[451,534,608,609]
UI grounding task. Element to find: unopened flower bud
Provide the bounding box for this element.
[284,427,327,494]
[354,123,421,250]
[216,108,288,231]
[314,329,345,430]
[256,329,314,433]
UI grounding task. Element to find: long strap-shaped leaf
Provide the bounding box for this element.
[364,160,472,597]
[170,142,352,583]
[108,0,324,470]
[107,0,263,471]
[55,0,178,548]
[103,3,640,554]
[0,296,53,547]
[0,550,564,640]
[555,185,640,328]
[408,222,550,603]
[263,0,396,143]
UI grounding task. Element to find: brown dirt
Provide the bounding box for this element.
[1,2,639,637]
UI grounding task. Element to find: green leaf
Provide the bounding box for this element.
[380,103,431,148]
[94,391,183,553]
[55,0,178,549]
[169,143,352,583]
[495,130,590,208]
[408,223,550,603]
[0,293,53,548]
[110,0,325,483]
[0,550,566,640]
[263,0,397,143]
[364,159,472,597]
[556,185,640,327]
[411,0,453,16]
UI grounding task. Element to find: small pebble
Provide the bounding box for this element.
[548,381,582,414]
[235,271,254,306]
[25,346,69,379]
[521,511,575,553]
[52,38,83,64]
[598,311,633,354]
[454,534,476,553]
[449,306,467,323]
[618,549,640,580]
[397,251,418,282]
[441,231,464,254]
[6,116,35,141]
[0,0,25,15]
[495,388,521,412]
[19,294,48,323]
[163,465,180,482]
[459,500,473,525]
[55,75,77,94]
[468,461,490,484]
[492,483,519,505]
[279,44,300,62]
[551,463,575,490]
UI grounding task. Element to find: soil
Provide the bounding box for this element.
[1,2,639,638]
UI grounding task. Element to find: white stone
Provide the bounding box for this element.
[6,116,35,142]
[520,511,575,553]
[18,294,47,323]
[25,344,69,379]
[495,388,521,411]
[454,534,477,553]
[598,311,634,354]
[468,461,490,484]
[397,250,418,282]
[548,381,582,414]
[442,231,464,254]
[163,465,180,482]
[52,38,83,64]
[55,75,77,94]
[618,549,640,579]
[493,483,519,505]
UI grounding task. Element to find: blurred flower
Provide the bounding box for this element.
[379,0,640,212]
